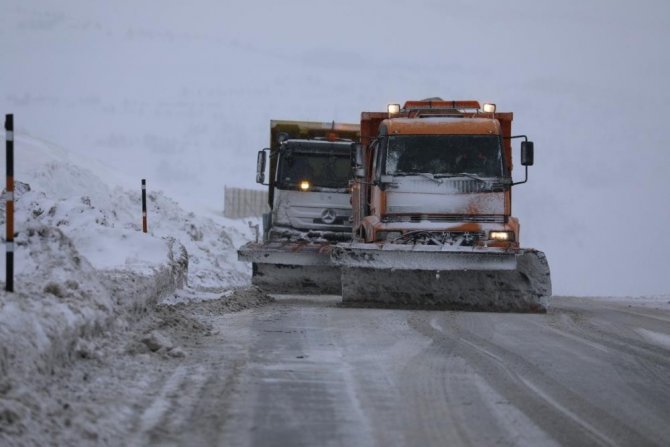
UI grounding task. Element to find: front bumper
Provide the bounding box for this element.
[331,243,518,271]
[238,241,334,266]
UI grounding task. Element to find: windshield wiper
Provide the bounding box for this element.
[455,172,487,183]
[431,172,487,183]
[392,171,443,184]
[417,172,443,184]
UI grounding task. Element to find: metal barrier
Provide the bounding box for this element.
[223,186,269,219]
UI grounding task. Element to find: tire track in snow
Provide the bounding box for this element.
[128,364,210,446]
[543,301,670,401]
[407,312,659,446]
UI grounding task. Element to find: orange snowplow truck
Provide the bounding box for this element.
[331,99,552,312]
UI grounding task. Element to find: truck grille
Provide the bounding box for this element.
[392,230,486,247]
[382,214,506,224]
[451,180,507,193]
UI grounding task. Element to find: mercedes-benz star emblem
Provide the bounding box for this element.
[321,208,337,224]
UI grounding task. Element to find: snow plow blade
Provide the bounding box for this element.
[238,242,340,294]
[331,244,551,313]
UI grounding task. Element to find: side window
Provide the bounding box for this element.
[499,136,509,177]
[374,137,386,180]
[371,140,380,182]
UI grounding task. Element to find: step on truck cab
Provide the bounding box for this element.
[238,120,360,294]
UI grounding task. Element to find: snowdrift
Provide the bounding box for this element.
[0,134,252,433]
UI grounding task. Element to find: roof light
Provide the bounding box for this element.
[404,100,481,110]
[299,180,310,191]
[483,103,496,113]
[387,103,401,115]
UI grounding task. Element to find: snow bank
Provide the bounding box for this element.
[0,225,183,385]
[0,134,253,435]
[2,134,250,288]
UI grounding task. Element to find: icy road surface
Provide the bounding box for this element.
[210,296,670,447]
[18,294,670,446]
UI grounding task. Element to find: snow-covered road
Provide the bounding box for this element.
[16,293,669,446]
[208,295,670,446]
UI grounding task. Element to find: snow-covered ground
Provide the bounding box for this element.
[0,133,256,442]
[0,133,668,445]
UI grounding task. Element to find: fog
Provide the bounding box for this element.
[1,0,669,297]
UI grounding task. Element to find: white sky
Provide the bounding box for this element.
[1,0,669,297]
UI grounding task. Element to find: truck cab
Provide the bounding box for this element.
[239,120,360,294]
[358,116,519,248]
[266,138,353,242]
[353,101,534,250]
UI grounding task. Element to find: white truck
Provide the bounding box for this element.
[238,120,360,293]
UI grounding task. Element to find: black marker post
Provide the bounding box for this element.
[5,114,14,292]
[142,179,147,233]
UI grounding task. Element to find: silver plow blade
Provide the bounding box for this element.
[239,242,341,294]
[332,244,551,313]
[251,263,341,294]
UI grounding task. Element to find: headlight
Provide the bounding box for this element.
[387,103,401,115]
[299,180,310,191]
[483,103,496,113]
[490,230,514,241]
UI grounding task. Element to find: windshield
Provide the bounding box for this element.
[385,135,504,177]
[277,152,351,189]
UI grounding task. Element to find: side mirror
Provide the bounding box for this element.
[351,143,365,178]
[256,150,267,184]
[521,141,534,166]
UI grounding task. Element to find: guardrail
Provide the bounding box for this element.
[224,186,268,219]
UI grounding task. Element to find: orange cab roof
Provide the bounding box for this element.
[384,117,501,136]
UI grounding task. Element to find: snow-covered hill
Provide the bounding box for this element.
[1,133,251,289]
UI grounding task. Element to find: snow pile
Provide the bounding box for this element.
[0,227,113,389]
[0,134,251,288]
[0,134,253,437]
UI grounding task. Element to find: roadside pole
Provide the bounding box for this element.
[142,179,147,233]
[5,114,14,292]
